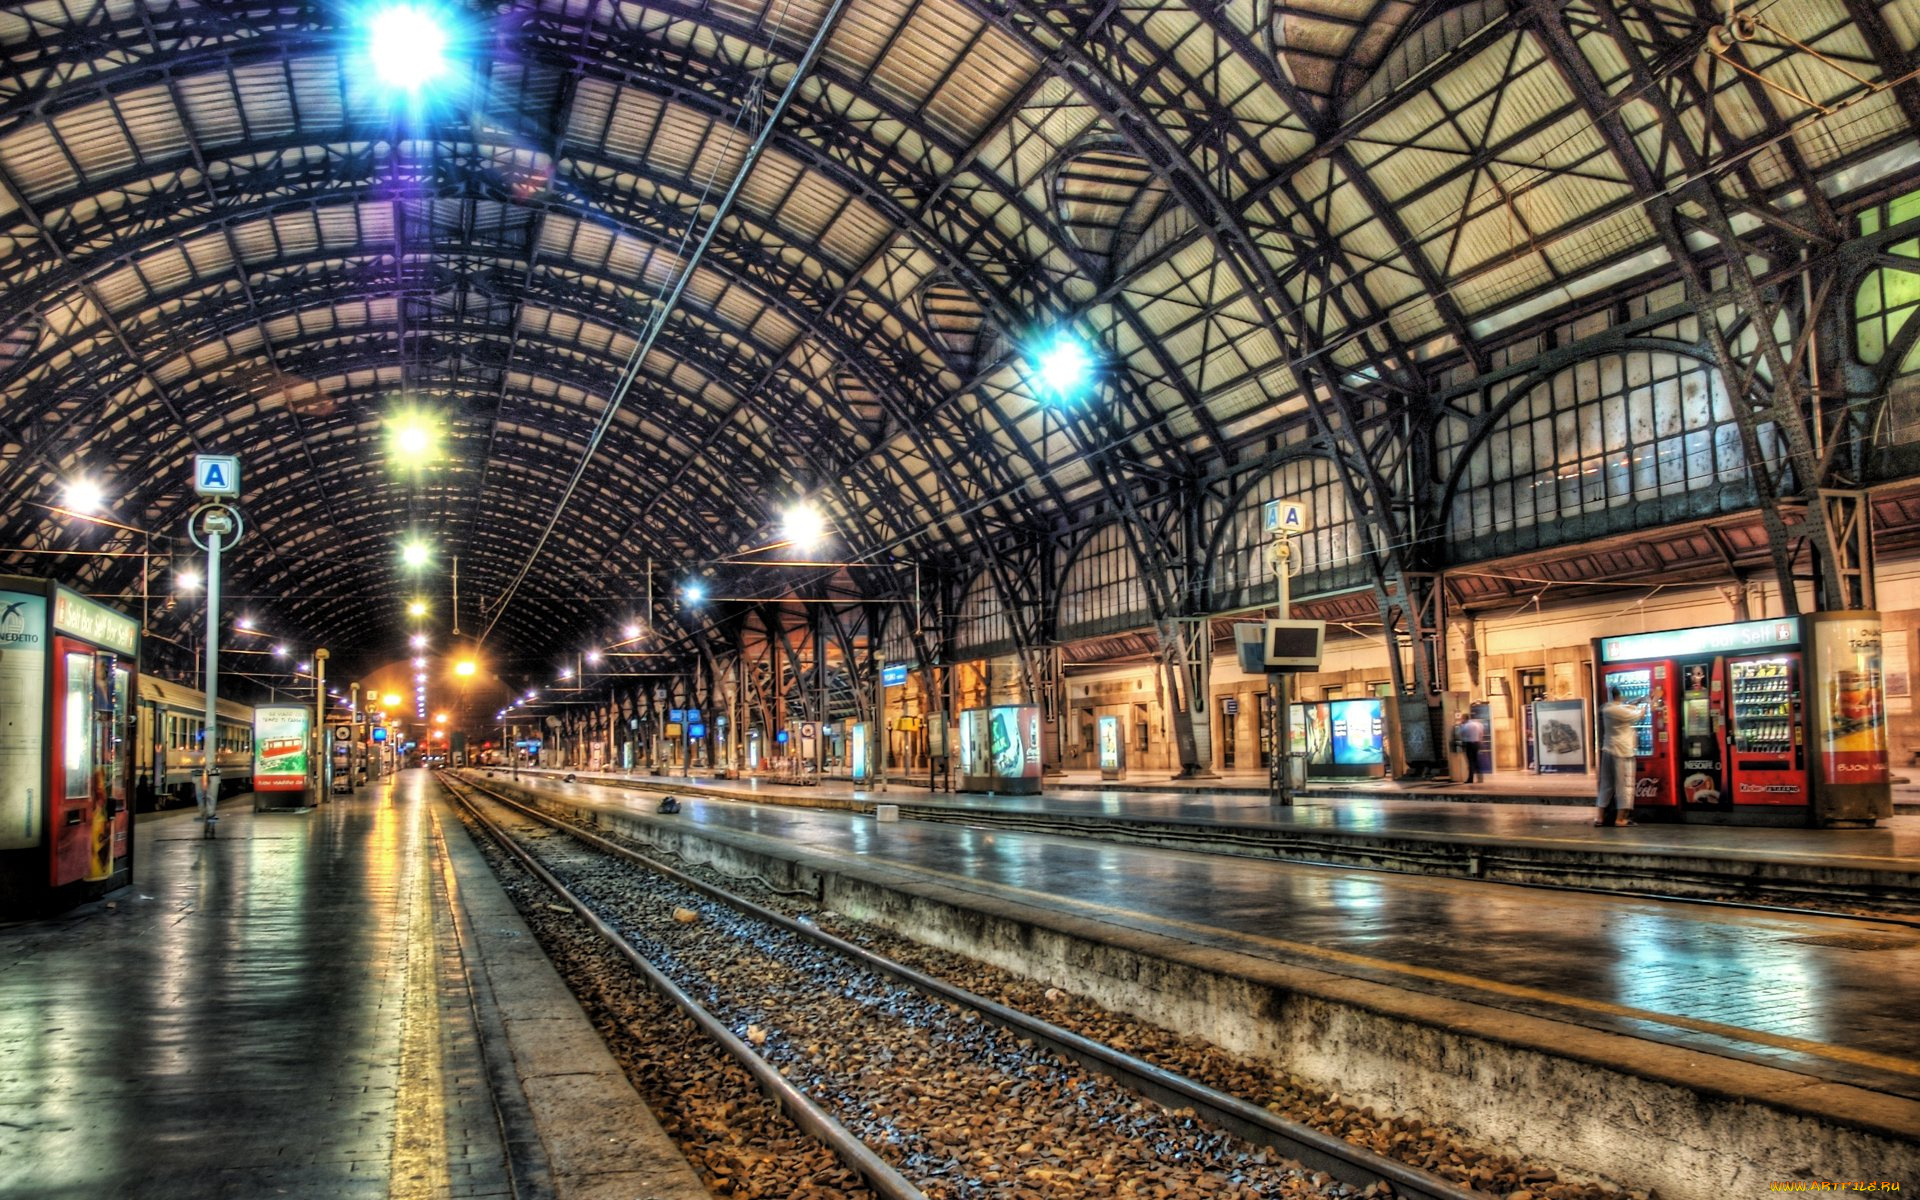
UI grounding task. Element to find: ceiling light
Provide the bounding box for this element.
[780,501,827,553]
[368,5,450,92]
[64,478,104,514]
[1030,332,1095,402]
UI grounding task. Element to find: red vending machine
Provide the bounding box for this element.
[1724,653,1804,806]
[1596,661,1673,810]
[0,577,140,914]
[1597,615,1892,826]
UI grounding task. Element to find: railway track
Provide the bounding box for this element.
[442,771,1619,1200]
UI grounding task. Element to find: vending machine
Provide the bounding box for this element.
[0,577,139,914]
[1597,661,1670,807]
[1594,615,1891,825]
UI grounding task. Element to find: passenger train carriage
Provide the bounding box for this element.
[134,677,254,809]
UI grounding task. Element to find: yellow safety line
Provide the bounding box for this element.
[390,792,451,1200]
[889,855,1920,1080]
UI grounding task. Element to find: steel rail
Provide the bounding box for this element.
[451,771,1485,1200]
[439,774,929,1200]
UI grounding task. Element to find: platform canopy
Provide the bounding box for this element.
[0,0,1914,676]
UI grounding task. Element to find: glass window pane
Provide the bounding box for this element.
[64,653,91,799]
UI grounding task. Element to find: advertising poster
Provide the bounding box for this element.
[1097,714,1121,772]
[1813,617,1889,785]
[1329,699,1385,765]
[1531,699,1587,773]
[850,722,869,781]
[987,705,1036,779]
[1287,703,1334,766]
[1883,628,1910,715]
[0,590,47,849]
[253,705,311,791]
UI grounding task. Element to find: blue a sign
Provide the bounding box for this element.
[881,664,909,687]
[193,454,241,497]
[775,729,790,744]
[1262,497,1310,533]
[688,723,706,739]
[668,708,685,723]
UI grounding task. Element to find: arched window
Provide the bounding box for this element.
[952,571,1014,657]
[1212,457,1362,610]
[1058,522,1151,640]
[1438,348,1781,549]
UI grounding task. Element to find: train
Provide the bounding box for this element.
[133,677,255,810]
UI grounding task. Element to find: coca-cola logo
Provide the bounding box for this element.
[1634,777,1659,798]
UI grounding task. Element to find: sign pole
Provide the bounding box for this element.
[188,453,243,834]
[1261,496,1311,809]
[199,520,224,834]
[1272,534,1294,807]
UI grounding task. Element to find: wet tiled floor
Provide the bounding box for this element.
[0,783,513,1200]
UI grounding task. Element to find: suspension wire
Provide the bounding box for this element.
[479,0,852,644]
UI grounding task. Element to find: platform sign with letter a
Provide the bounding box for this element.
[193,454,241,498]
[1262,497,1310,534]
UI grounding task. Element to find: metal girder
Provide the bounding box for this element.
[1523,0,1861,612]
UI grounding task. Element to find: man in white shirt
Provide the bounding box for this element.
[1596,685,1648,826]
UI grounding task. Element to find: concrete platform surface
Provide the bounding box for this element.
[515,766,1920,909]
[0,777,708,1200]
[501,769,1920,1114]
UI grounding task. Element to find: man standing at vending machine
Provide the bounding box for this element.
[1596,685,1647,827]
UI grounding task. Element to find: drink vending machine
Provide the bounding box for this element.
[0,577,140,914]
[1593,614,1892,825]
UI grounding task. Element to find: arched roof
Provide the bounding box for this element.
[1,0,1913,678]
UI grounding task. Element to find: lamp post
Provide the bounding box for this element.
[1271,532,1294,807]
[314,649,329,802]
[186,502,241,834]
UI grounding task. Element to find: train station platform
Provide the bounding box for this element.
[0,778,707,1200]
[511,766,1920,914]
[474,768,1920,1196]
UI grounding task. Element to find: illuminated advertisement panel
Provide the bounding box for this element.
[1097,715,1122,773]
[253,705,311,791]
[0,589,47,850]
[849,722,869,781]
[1811,615,1888,785]
[1329,699,1385,766]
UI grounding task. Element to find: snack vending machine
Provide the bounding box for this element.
[1724,654,1804,806]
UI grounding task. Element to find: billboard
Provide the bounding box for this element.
[1531,699,1587,773]
[1812,615,1889,785]
[254,705,311,791]
[1097,714,1122,772]
[1329,699,1385,766]
[0,589,48,850]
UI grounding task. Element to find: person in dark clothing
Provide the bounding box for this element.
[1454,709,1486,784]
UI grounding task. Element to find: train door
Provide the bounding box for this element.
[49,639,121,887]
